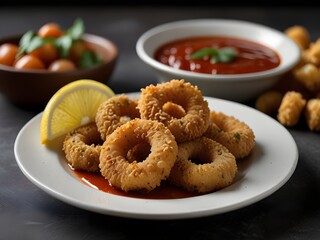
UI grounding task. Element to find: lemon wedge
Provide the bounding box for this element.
[40,79,115,144]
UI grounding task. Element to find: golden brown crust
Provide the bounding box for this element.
[305,98,320,131]
[138,79,210,143]
[62,122,103,172]
[285,25,310,50]
[302,39,320,67]
[277,91,306,127]
[293,63,320,92]
[99,118,178,192]
[204,111,255,159]
[168,137,237,193]
[95,94,140,141]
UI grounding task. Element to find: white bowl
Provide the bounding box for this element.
[136,19,301,102]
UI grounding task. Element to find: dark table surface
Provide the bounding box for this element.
[1,5,320,240]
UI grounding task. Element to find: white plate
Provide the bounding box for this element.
[14,93,298,220]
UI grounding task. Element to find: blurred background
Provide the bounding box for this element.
[0,2,318,94]
[0,1,318,7]
[1,3,320,240]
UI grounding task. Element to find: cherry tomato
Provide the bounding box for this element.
[48,59,77,72]
[29,42,59,65]
[69,40,88,64]
[14,54,45,70]
[38,23,63,38]
[0,43,19,66]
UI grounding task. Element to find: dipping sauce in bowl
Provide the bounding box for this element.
[136,19,301,102]
[154,36,281,75]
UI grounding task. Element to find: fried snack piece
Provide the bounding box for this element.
[305,98,320,131]
[168,137,237,193]
[62,122,103,172]
[293,63,320,92]
[303,39,320,66]
[138,79,210,143]
[277,91,306,127]
[99,118,178,192]
[255,90,283,116]
[95,94,140,141]
[285,25,310,50]
[204,111,255,159]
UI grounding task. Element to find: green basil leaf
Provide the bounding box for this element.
[67,18,85,40]
[190,47,217,60]
[190,46,238,63]
[55,18,85,58]
[55,35,73,58]
[17,31,35,56]
[209,49,221,63]
[25,36,45,53]
[79,50,102,69]
[218,47,238,63]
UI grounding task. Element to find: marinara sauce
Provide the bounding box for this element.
[154,36,281,74]
[73,168,202,199]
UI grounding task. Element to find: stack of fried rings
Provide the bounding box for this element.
[62,79,256,193]
[138,79,211,143]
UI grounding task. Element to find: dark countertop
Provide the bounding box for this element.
[1,6,320,240]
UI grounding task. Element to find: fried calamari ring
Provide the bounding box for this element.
[168,137,237,193]
[204,111,255,159]
[99,118,178,192]
[138,79,210,143]
[62,122,103,172]
[95,94,140,140]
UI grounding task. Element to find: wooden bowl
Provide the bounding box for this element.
[0,33,118,107]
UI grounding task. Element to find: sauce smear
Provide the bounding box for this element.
[154,36,281,74]
[73,169,201,199]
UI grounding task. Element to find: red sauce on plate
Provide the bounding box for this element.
[154,36,281,74]
[73,169,202,199]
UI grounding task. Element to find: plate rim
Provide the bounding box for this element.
[14,93,299,220]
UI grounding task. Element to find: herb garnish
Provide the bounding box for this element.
[78,50,102,69]
[234,132,241,140]
[18,18,84,57]
[17,18,101,69]
[190,47,238,63]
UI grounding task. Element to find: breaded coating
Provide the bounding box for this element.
[63,123,103,172]
[305,99,320,131]
[277,91,306,127]
[294,63,320,92]
[138,79,210,143]
[168,137,237,193]
[95,94,140,141]
[285,25,310,50]
[204,111,255,159]
[303,39,320,66]
[99,119,178,192]
[255,25,320,132]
